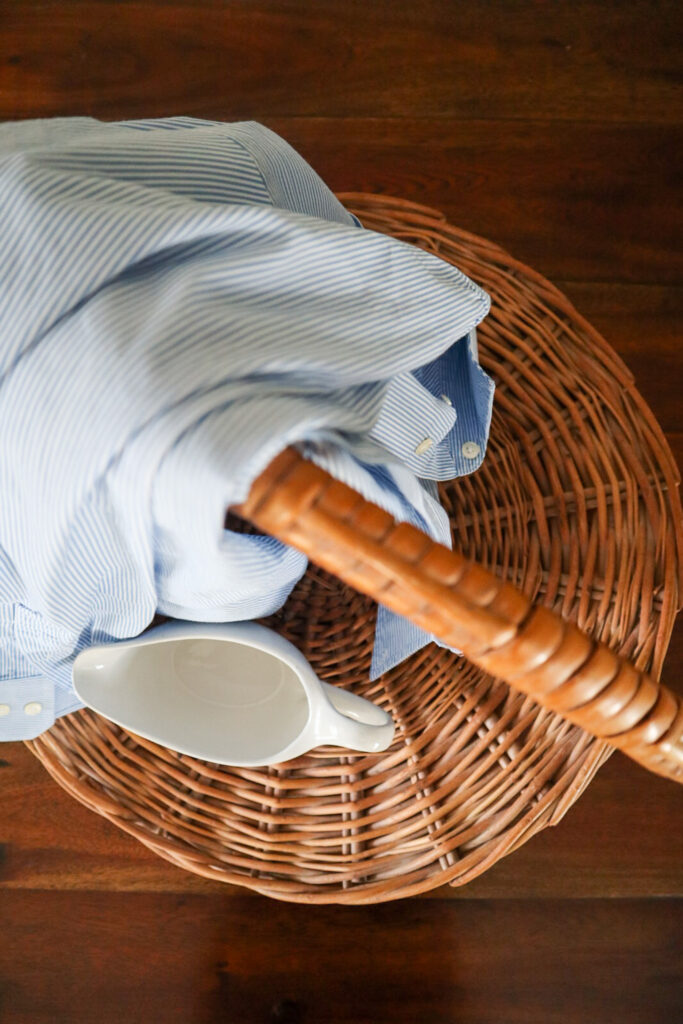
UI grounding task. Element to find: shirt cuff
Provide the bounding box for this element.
[0,676,55,740]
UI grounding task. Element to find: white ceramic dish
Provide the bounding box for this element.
[72,620,395,766]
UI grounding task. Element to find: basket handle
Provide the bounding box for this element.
[236,447,683,784]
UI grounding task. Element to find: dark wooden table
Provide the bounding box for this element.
[1,3,681,1022]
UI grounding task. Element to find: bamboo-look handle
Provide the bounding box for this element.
[236,447,683,783]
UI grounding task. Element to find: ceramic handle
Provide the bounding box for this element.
[319,682,395,753]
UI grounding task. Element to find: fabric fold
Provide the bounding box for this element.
[0,116,494,741]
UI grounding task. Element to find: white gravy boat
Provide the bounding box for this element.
[72,620,395,766]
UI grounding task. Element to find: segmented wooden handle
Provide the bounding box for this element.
[237,447,683,783]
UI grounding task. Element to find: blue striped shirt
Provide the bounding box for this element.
[0,117,494,741]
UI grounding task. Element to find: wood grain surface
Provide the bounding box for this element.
[1,1,680,125]
[1,892,681,1024]
[0,2,681,1022]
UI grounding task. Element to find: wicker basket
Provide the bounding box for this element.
[27,195,683,904]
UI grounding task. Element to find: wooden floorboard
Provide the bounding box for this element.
[1,892,681,1024]
[2,1,680,124]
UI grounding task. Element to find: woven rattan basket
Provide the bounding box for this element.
[27,195,682,904]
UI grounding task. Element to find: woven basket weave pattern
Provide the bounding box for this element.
[27,195,682,903]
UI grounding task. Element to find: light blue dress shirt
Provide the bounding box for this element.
[0,116,494,741]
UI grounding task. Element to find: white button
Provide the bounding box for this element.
[461,441,481,460]
[0,703,10,716]
[440,394,452,406]
[24,701,43,716]
[414,437,434,455]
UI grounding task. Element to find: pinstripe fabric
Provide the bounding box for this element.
[0,117,493,741]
